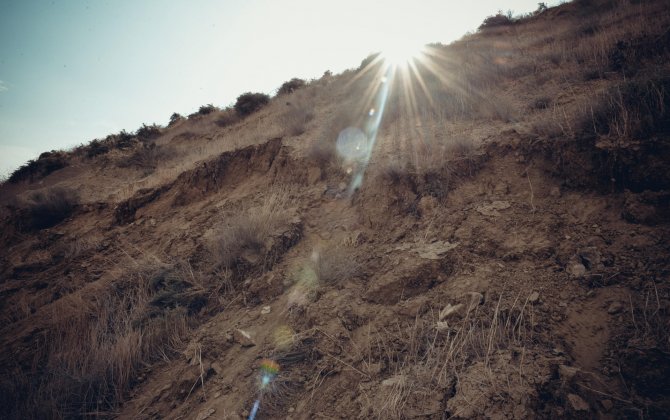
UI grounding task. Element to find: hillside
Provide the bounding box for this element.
[1,0,670,418]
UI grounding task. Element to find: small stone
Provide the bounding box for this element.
[567,394,589,411]
[233,329,256,347]
[528,291,540,303]
[261,306,271,315]
[214,391,222,398]
[568,263,587,277]
[600,399,613,411]
[382,375,406,387]
[465,292,484,308]
[559,302,567,307]
[149,218,157,227]
[559,365,579,382]
[435,321,450,332]
[607,302,624,315]
[550,186,561,198]
[439,303,465,321]
[195,407,216,420]
[288,407,295,413]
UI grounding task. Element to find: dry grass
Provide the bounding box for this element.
[17,186,79,231]
[212,185,296,271]
[361,293,536,418]
[281,99,315,137]
[312,244,361,284]
[3,254,193,418]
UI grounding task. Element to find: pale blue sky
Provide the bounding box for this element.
[0,0,560,176]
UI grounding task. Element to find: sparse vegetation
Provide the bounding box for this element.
[212,186,294,272]
[281,100,314,136]
[169,112,184,126]
[135,123,162,140]
[7,151,69,184]
[234,92,270,117]
[215,107,240,128]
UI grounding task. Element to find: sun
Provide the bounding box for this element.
[380,41,425,67]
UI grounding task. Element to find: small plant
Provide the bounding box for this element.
[188,104,218,119]
[478,12,514,30]
[277,78,306,96]
[234,92,270,117]
[212,187,293,271]
[135,123,161,140]
[168,112,184,126]
[114,130,136,149]
[86,139,110,158]
[312,244,360,284]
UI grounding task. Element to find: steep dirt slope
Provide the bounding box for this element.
[1,0,669,419]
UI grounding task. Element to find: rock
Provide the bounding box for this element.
[607,301,624,315]
[196,407,216,420]
[439,303,465,321]
[550,186,561,198]
[211,361,224,375]
[600,399,613,411]
[149,218,157,227]
[528,291,540,303]
[568,263,587,277]
[233,329,255,347]
[559,365,579,382]
[493,182,509,195]
[214,391,222,398]
[476,200,511,217]
[288,407,295,413]
[261,306,271,315]
[435,321,451,332]
[382,375,406,387]
[465,292,484,308]
[567,393,590,411]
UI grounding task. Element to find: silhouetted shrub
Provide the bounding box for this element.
[358,52,381,71]
[8,151,69,184]
[86,139,110,158]
[199,104,217,115]
[136,123,161,140]
[21,187,79,230]
[168,112,184,126]
[114,130,136,149]
[479,13,514,30]
[234,92,270,117]
[277,78,306,95]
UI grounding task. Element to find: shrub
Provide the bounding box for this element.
[212,188,293,270]
[277,78,306,96]
[86,139,110,158]
[234,92,270,117]
[135,123,161,140]
[114,130,136,149]
[358,52,382,71]
[198,104,217,115]
[478,12,514,30]
[8,151,69,184]
[168,112,184,126]
[20,186,79,230]
[312,245,360,283]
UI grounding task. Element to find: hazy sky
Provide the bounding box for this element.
[0,0,560,176]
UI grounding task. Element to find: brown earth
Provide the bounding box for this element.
[1,0,670,418]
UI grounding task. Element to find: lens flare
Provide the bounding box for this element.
[380,41,425,67]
